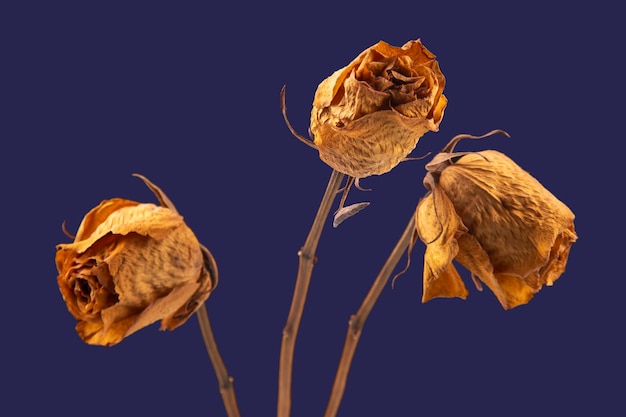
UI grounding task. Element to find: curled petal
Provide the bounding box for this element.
[416,183,469,301]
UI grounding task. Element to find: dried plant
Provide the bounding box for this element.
[54,38,577,417]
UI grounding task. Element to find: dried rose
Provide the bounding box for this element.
[55,174,217,346]
[414,131,577,309]
[309,39,447,179]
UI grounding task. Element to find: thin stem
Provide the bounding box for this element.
[323,213,416,417]
[277,169,345,417]
[197,303,242,417]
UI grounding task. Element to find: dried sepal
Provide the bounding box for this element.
[333,202,370,228]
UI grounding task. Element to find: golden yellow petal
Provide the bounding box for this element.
[455,232,511,309]
[57,203,185,255]
[125,280,201,336]
[72,198,139,241]
[422,263,468,302]
[78,305,139,346]
[416,187,469,302]
[491,273,538,309]
[430,89,447,124]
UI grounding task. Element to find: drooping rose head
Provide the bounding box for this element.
[414,131,577,309]
[55,175,216,346]
[310,39,447,178]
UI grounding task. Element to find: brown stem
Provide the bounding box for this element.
[197,303,242,417]
[323,213,416,417]
[277,169,345,417]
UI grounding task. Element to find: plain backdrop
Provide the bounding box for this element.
[2,2,623,416]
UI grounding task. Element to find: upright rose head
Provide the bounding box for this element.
[309,39,447,178]
[414,131,577,309]
[55,175,217,346]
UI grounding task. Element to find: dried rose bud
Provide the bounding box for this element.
[309,39,447,178]
[414,131,577,309]
[55,175,216,346]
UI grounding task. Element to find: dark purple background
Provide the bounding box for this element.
[2,2,623,416]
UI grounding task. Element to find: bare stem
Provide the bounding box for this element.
[323,213,416,417]
[197,303,242,417]
[277,169,345,417]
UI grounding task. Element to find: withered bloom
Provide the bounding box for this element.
[55,174,217,346]
[309,39,447,178]
[414,131,577,309]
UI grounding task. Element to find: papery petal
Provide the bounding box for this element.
[314,109,438,178]
[72,198,139,241]
[440,151,575,276]
[455,232,531,309]
[105,220,203,307]
[416,185,469,301]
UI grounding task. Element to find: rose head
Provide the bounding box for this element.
[415,131,577,309]
[55,176,216,346]
[309,39,447,178]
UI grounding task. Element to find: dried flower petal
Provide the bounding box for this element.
[416,180,469,302]
[310,39,447,178]
[55,176,216,345]
[415,132,577,309]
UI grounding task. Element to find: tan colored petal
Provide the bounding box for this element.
[72,198,139,241]
[104,218,203,307]
[454,232,536,309]
[415,185,469,302]
[314,108,439,178]
[440,150,575,277]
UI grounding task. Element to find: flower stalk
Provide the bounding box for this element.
[323,212,416,417]
[278,169,345,417]
[197,303,241,417]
